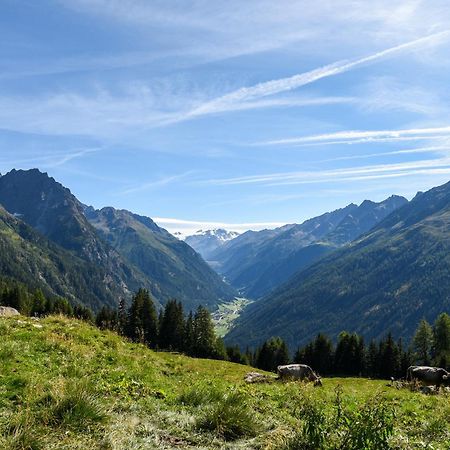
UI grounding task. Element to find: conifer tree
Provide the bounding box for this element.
[312,333,334,375]
[184,311,195,354]
[31,289,47,316]
[226,345,249,365]
[192,305,219,359]
[141,291,158,348]
[433,313,450,368]
[256,337,290,372]
[413,319,434,365]
[96,306,117,330]
[159,299,185,351]
[52,297,73,316]
[398,338,413,377]
[366,340,379,378]
[73,304,94,322]
[127,289,146,342]
[117,297,127,335]
[378,333,400,379]
[214,337,228,360]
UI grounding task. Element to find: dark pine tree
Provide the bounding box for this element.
[256,337,290,372]
[311,333,334,375]
[378,333,401,379]
[96,306,119,331]
[192,305,220,359]
[117,297,127,336]
[141,291,158,348]
[31,289,47,317]
[126,289,146,342]
[159,299,185,351]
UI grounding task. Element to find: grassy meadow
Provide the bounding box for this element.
[1,315,449,449]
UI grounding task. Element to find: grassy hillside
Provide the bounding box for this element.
[1,316,449,449]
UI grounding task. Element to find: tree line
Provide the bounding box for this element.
[2,277,449,378]
[0,280,94,321]
[96,288,228,360]
[247,314,450,378]
[0,279,231,361]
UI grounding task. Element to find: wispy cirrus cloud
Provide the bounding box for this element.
[256,125,450,147]
[202,156,450,187]
[0,148,100,169]
[315,145,450,163]
[2,30,449,139]
[182,30,450,119]
[120,171,196,195]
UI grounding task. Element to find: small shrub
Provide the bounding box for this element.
[196,391,259,441]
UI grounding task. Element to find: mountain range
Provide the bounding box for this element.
[206,195,407,298]
[2,167,450,352]
[185,229,240,262]
[226,180,450,349]
[0,169,236,311]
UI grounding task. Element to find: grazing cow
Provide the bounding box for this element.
[277,364,322,386]
[406,365,450,388]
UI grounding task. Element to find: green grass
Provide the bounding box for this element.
[1,316,450,449]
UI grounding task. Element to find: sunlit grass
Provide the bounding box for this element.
[0,315,449,449]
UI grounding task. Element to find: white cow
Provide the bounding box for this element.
[277,364,322,386]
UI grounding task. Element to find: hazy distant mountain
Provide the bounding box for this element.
[185,229,240,260]
[212,196,407,298]
[0,169,236,311]
[86,209,237,311]
[226,181,450,350]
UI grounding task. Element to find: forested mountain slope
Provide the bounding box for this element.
[0,206,130,310]
[86,207,237,311]
[226,182,450,349]
[0,169,236,311]
[213,196,406,298]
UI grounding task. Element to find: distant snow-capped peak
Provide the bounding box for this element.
[191,228,239,242]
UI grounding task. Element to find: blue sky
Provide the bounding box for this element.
[2,0,450,235]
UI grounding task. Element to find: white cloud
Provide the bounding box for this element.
[178,30,450,119]
[257,125,450,146]
[120,171,196,195]
[315,145,450,163]
[202,156,450,186]
[0,148,100,168]
[154,217,286,237]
